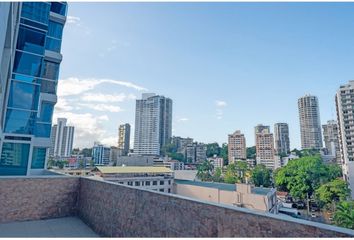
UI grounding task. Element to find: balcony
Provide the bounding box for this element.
[0,175,354,237]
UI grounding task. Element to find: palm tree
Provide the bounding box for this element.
[197,160,214,181]
[334,201,354,229]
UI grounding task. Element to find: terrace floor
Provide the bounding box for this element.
[0,216,98,237]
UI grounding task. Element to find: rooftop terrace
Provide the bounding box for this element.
[0,175,353,237]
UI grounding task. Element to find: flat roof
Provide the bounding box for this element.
[95,166,173,174]
[175,179,272,195]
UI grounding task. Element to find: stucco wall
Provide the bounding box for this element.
[0,176,79,223]
[78,177,354,237]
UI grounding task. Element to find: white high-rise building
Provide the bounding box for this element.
[134,93,172,155]
[49,118,75,157]
[298,95,323,150]
[336,80,354,199]
[274,123,290,156]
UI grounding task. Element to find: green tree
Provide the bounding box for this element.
[251,164,272,187]
[81,148,92,157]
[315,179,350,210]
[78,159,85,169]
[334,201,354,229]
[224,161,249,184]
[220,143,228,165]
[212,167,223,182]
[197,160,214,181]
[246,146,256,159]
[206,142,220,158]
[274,155,338,200]
[47,157,55,169]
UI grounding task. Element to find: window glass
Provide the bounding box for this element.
[20,18,48,31]
[4,109,36,134]
[31,147,46,169]
[17,25,45,55]
[21,2,50,25]
[50,2,67,16]
[0,142,30,175]
[12,73,39,84]
[40,79,56,94]
[45,37,61,52]
[34,123,51,138]
[38,102,54,123]
[13,51,43,77]
[41,61,59,80]
[8,81,39,110]
[48,21,63,39]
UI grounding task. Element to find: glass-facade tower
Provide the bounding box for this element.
[0,2,67,175]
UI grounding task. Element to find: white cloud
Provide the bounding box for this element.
[57,77,147,97]
[178,117,189,122]
[97,115,109,121]
[100,136,117,147]
[81,93,136,103]
[78,103,123,113]
[66,16,81,25]
[55,98,73,112]
[215,100,227,107]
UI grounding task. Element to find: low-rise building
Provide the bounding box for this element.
[174,180,277,213]
[208,155,224,169]
[92,142,111,165]
[91,166,174,193]
[163,160,185,170]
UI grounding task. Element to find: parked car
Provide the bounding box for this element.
[311,213,317,218]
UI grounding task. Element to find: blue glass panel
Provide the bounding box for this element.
[41,61,59,80]
[17,25,45,55]
[12,73,39,84]
[8,81,39,110]
[34,123,51,138]
[4,109,36,134]
[21,2,50,25]
[0,142,30,175]
[20,18,48,31]
[31,147,46,169]
[40,79,56,94]
[50,2,67,16]
[48,21,63,39]
[13,51,43,77]
[45,37,61,52]
[38,102,54,123]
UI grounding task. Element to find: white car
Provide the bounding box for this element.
[311,213,317,218]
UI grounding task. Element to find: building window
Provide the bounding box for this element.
[13,51,43,77]
[0,142,30,175]
[40,79,57,94]
[38,102,54,123]
[127,182,133,186]
[45,37,61,52]
[153,181,157,185]
[47,21,64,39]
[168,180,171,185]
[41,61,59,80]
[145,181,150,186]
[31,147,46,169]
[135,181,140,186]
[8,81,39,110]
[168,188,171,193]
[160,180,164,185]
[21,2,50,25]
[17,25,45,55]
[4,109,36,134]
[159,189,164,192]
[50,2,67,15]
[34,123,51,138]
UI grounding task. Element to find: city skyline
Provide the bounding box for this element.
[55,2,354,149]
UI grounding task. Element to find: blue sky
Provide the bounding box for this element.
[55,2,354,149]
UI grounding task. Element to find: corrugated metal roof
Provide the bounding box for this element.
[95,166,173,174]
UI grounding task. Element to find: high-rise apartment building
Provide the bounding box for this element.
[255,126,275,169]
[322,120,340,163]
[336,80,354,198]
[274,123,290,156]
[118,123,130,156]
[92,142,111,165]
[134,93,172,155]
[185,142,207,163]
[0,2,67,175]
[49,118,74,158]
[228,130,246,164]
[298,95,323,150]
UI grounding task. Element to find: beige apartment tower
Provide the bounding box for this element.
[298,95,323,150]
[255,125,275,169]
[118,123,131,156]
[228,130,246,163]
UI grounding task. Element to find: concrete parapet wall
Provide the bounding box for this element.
[78,177,354,237]
[0,176,79,223]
